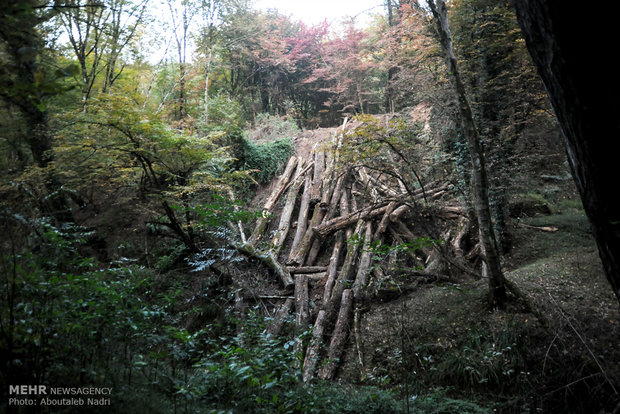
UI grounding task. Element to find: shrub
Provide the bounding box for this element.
[242,137,294,184]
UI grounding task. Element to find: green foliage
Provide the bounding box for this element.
[415,321,528,393]
[178,314,405,413]
[411,388,491,414]
[242,136,294,184]
[340,115,429,196]
[1,220,158,392]
[201,94,245,136]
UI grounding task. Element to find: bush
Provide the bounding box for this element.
[179,313,405,413]
[242,137,294,184]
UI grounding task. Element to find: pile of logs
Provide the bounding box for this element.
[235,120,472,382]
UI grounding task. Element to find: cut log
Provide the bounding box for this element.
[357,167,381,201]
[326,171,348,220]
[314,201,392,238]
[341,186,354,240]
[373,201,398,239]
[249,156,298,243]
[394,220,416,241]
[304,166,345,266]
[305,239,322,267]
[452,216,470,256]
[323,231,344,306]
[288,173,313,262]
[303,272,327,281]
[389,204,410,222]
[287,266,328,274]
[517,222,559,232]
[266,297,294,336]
[302,309,327,383]
[328,220,365,308]
[360,167,400,198]
[319,289,354,380]
[264,156,298,212]
[271,161,305,253]
[320,150,336,206]
[295,275,310,328]
[310,149,325,203]
[290,202,327,265]
[352,221,374,301]
[235,242,294,288]
[353,306,364,373]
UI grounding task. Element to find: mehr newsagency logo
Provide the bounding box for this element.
[8,385,112,407]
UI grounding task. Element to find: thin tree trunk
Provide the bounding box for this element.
[428,0,506,307]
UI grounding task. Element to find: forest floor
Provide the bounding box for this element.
[337,181,620,412]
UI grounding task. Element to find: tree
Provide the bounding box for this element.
[449,0,552,251]
[427,0,506,307]
[0,1,77,222]
[304,23,384,118]
[57,0,147,108]
[514,0,620,303]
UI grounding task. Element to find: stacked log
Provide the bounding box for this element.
[233,118,481,383]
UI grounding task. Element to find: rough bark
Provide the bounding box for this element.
[353,222,374,301]
[311,149,325,203]
[514,0,620,302]
[287,266,328,274]
[271,161,305,253]
[250,156,299,244]
[319,289,354,380]
[288,173,313,262]
[327,220,365,310]
[323,231,345,305]
[290,202,326,265]
[302,309,327,382]
[295,275,310,328]
[314,202,392,238]
[266,297,294,336]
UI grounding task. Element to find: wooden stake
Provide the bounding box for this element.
[302,309,327,382]
[266,297,294,336]
[288,173,313,262]
[352,221,374,301]
[271,161,305,253]
[319,289,354,380]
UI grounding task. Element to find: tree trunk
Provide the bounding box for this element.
[271,161,305,253]
[302,309,327,382]
[513,0,620,302]
[429,0,506,307]
[314,202,392,238]
[266,298,294,336]
[288,173,313,262]
[319,289,354,380]
[250,156,298,244]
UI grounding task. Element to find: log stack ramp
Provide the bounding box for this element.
[237,117,474,382]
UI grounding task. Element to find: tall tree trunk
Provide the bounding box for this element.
[513,0,620,303]
[428,0,506,307]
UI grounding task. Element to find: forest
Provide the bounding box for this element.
[1,0,619,413]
